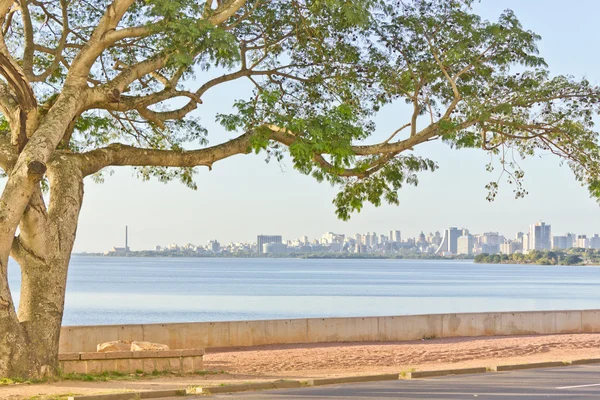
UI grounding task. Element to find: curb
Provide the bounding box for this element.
[197,380,304,395]
[68,389,186,400]
[494,361,567,372]
[310,374,399,386]
[406,367,487,379]
[571,358,600,365]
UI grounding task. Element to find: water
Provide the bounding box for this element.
[6,256,600,326]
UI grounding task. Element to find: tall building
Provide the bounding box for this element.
[208,240,220,252]
[380,234,387,244]
[551,236,569,249]
[530,222,551,250]
[263,242,287,254]
[516,232,524,241]
[371,232,378,247]
[566,233,576,248]
[522,233,531,252]
[481,232,501,254]
[591,234,600,249]
[432,231,442,246]
[389,230,401,243]
[322,232,345,244]
[500,240,520,255]
[436,227,463,254]
[457,235,474,255]
[257,235,282,254]
[576,235,589,249]
[364,233,372,247]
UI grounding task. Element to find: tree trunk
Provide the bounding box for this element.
[0,257,69,378]
[0,158,83,379]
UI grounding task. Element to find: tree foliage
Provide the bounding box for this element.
[475,250,589,266]
[1,0,599,218]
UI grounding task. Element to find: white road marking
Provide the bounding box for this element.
[557,383,600,389]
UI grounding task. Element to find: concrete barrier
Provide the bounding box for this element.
[59,349,204,374]
[59,309,599,353]
[406,367,487,379]
[495,361,567,371]
[198,381,304,395]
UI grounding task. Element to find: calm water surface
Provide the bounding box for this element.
[7,256,600,325]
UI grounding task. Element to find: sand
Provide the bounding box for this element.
[3,333,600,399]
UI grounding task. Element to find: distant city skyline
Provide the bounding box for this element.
[99,219,600,258]
[106,219,600,255]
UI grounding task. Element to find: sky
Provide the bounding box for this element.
[6,0,600,252]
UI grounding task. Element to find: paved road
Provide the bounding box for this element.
[201,364,600,399]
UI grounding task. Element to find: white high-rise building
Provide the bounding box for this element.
[457,235,474,255]
[551,236,569,249]
[522,233,531,252]
[389,230,401,242]
[371,232,379,247]
[322,232,344,244]
[591,234,600,249]
[576,235,589,249]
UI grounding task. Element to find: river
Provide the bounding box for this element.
[7,256,600,325]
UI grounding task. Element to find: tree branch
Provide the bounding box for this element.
[74,132,255,176]
[31,0,70,82]
[20,0,35,78]
[208,0,247,25]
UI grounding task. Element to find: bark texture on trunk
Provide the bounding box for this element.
[0,158,84,379]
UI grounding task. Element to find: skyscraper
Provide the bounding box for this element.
[436,227,462,254]
[257,235,282,254]
[522,233,531,252]
[530,222,551,250]
[551,236,568,249]
[457,235,474,255]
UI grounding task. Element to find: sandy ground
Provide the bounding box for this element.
[3,333,600,399]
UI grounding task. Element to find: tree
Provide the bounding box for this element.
[1,0,600,378]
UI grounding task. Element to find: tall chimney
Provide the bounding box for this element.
[125,225,128,252]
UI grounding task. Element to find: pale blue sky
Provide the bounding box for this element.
[7,1,600,252]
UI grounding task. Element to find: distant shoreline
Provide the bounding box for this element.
[474,249,600,266]
[73,252,475,261]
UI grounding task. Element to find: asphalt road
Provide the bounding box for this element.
[201,364,600,399]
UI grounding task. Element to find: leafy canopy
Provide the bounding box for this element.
[1,0,599,220]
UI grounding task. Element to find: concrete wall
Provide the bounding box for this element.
[59,309,600,353]
[58,349,204,374]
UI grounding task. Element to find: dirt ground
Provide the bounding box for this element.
[3,333,600,399]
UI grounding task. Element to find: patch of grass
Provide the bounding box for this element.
[421,335,438,340]
[60,370,146,382]
[399,368,416,378]
[61,370,130,382]
[193,369,226,376]
[26,394,80,400]
[175,389,186,396]
[0,377,38,385]
[58,369,220,383]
